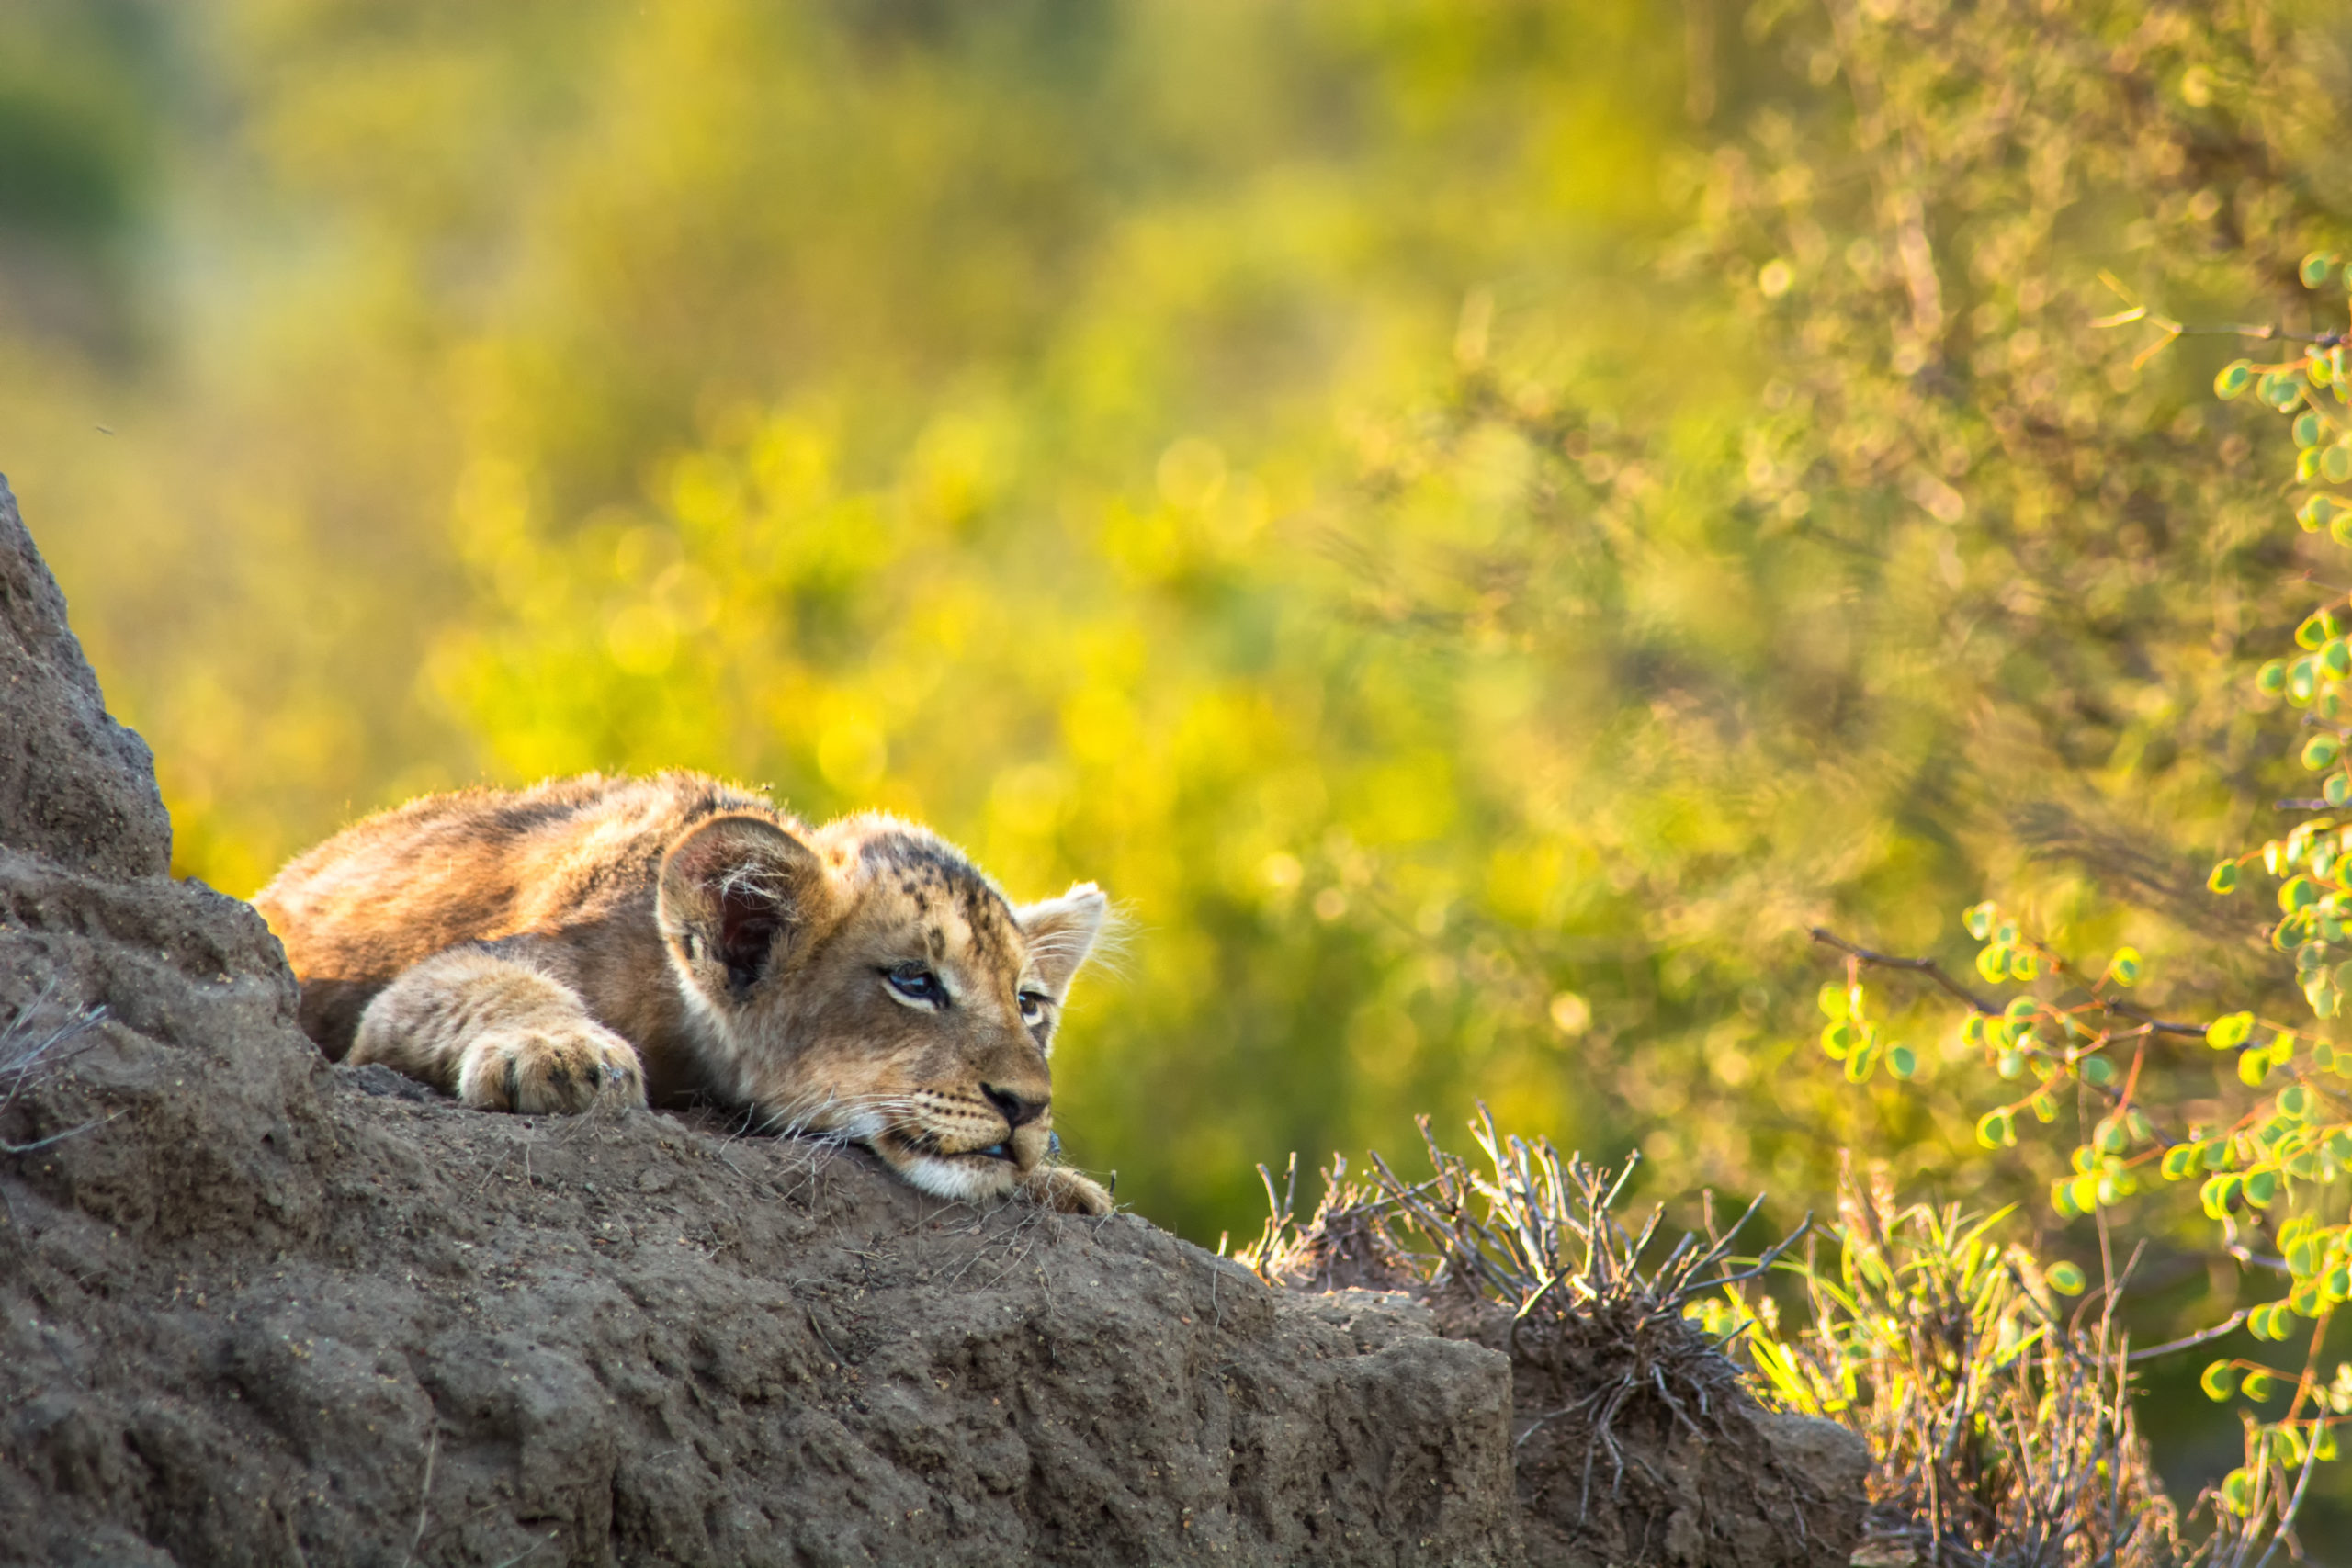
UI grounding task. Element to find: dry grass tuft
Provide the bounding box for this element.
[1234,1104,1806,1517]
[0,984,110,1156]
[1239,1110,2200,1567]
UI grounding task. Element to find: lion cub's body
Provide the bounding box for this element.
[255,773,1111,1213]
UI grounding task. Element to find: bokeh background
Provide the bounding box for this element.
[11,0,2352,1530]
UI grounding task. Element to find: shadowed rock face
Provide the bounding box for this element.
[0,478,172,881]
[0,485,1860,1567]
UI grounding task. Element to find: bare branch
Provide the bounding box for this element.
[1809,926,2000,1012]
[2126,1310,2253,1365]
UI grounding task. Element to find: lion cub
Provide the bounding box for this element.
[254,772,1113,1214]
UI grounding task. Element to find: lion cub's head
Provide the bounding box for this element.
[651,809,1107,1202]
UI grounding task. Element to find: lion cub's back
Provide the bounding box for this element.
[254,771,775,1054]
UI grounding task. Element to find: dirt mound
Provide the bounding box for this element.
[0,479,1863,1565]
[6,1076,1527,1567]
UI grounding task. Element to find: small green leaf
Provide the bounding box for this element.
[2211,862,2242,894]
[1975,1111,2016,1150]
[2050,1179,2079,1219]
[2305,252,2339,288]
[2081,1055,2116,1086]
[2305,736,2341,771]
[1962,901,1995,940]
[2283,876,2322,912]
[1816,983,1849,1021]
[2217,359,2255,398]
[2200,1173,2236,1219]
[2291,658,2321,705]
[2297,411,2324,447]
[2047,1261,2087,1295]
[2107,947,2143,987]
[2202,1359,2238,1401]
[2328,774,2351,807]
[2329,641,2352,679]
[2260,659,2291,693]
[2009,948,2041,980]
[2242,1047,2276,1088]
[1885,1043,1917,1079]
[1820,1021,1855,1060]
[1843,1037,1878,1083]
[2246,1168,2280,1208]
[1975,945,2007,982]
[2244,1371,2276,1403]
[2209,1011,2256,1050]
[2325,446,2351,485]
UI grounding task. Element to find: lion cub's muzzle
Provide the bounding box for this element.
[864,1082,1057,1201]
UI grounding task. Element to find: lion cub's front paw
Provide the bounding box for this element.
[1021,1165,1114,1216]
[456,1022,648,1114]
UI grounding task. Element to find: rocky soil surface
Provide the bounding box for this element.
[0,478,1866,1566]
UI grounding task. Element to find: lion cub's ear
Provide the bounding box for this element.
[1015,883,1109,1000]
[658,815,826,996]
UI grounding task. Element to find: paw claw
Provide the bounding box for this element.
[461,1023,649,1115]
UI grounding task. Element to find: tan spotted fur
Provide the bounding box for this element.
[254,772,1112,1213]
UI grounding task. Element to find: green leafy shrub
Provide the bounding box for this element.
[1780,254,2352,1557]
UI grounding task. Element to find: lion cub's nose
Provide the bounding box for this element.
[980,1083,1047,1129]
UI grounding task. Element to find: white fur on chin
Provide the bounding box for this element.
[895,1151,1025,1203]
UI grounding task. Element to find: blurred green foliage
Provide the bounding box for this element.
[16,11,2352,1524]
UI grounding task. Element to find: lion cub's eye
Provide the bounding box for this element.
[1017,990,1050,1024]
[884,964,946,1008]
